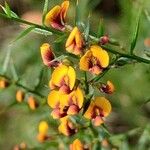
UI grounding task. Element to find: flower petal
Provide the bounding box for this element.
[90,45,109,68]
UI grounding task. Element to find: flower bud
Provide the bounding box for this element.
[0,78,9,89]
[39,121,49,135]
[37,133,48,143]
[100,35,109,45]
[27,96,38,110]
[100,81,115,94]
[16,90,25,103]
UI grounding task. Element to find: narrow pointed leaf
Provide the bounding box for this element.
[97,18,104,38]
[75,0,80,26]
[84,15,90,41]
[0,4,19,18]
[42,0,49,25]
[33,28,52,36]
[88,0,102,10]
[130,9,142,54]
[11,26,35,43]
[5,2,11,18]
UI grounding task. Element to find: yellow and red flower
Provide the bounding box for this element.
[48,87,84,119]
[70,139,84,150]
[58,116,76,136]
[79,45,109,75]
[49,64,76,94]
[100,80,115,94]
[44,1,69,31]
[40,43,59,67]
[66,27,84,55]
[84,97,111,126]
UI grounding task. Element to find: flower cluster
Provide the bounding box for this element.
[39,0,115,137]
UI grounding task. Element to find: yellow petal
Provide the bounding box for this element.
[79,50,92,71]
[90,45,109,68]
[94,97,111,117]
[70,87,84,108]
[84,101,95,119]
[67,66,76,90]
[70,139,84,150]
[38,121,49,135]
[66,27,78,48]
[40,43,54,66]
[44,6,61,27]
[47,90,60,108]
[60,1,69,22]
[50,65,68,88]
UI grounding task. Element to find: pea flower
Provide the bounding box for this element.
[79,45,109,75]
[44,1,69,31]
[58,117,76,136]
[100,80,115,94]
[49,64,76,94]
[70,139,84,150]
[66,27,84,55]
[48,87,84,119]
[84,97,111,126]
[37,121,49,143]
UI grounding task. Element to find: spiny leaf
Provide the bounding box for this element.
[42,0,49,25]
[5,2,11,18]
[33,28,52,36]
[11,26,35,43]
[0,4,19,18]
[97,18,104,38]
[130,9,142,54]
[84,15,90,42]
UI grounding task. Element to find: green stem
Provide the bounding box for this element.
[0,73,45,98]
[102,46,150,64]
[1,13,150,64]
[0,13,63,35]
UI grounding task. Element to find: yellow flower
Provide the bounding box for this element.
[16,90,25,103]
[40,43,57,67]
[66,27,84,55]
[70,139,84,150]
[100,80,115,94]
[58,117,76,136]
[84,97,111,126]
[47,87,84,119]
[44,1,69,31]
[79,45,109,75]
[49,64,76,94]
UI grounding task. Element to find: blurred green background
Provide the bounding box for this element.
[0,0,150,149]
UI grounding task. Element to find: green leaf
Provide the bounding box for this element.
[42,0,49,25]
[5,2,11,18]
[54,34,68,43]
[84,15,90,42]
[11,26,35,43]
[33,28,52,36]
[130,9,142,54]
[75,0,80,26]
[93,141,101,150]
[97,18,104,38]
[0,4,19,18]
[2,46,12,74]
[10,59,18,81]
[144,10,150,23]
[88,0,102,10]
